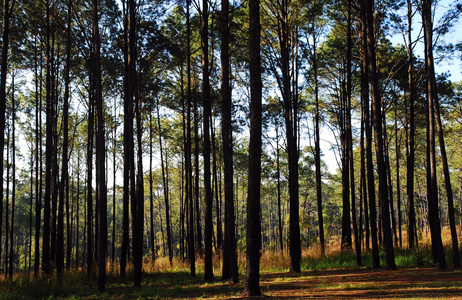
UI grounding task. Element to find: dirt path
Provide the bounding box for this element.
[252,267,462,299]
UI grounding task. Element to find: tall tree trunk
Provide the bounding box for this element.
[127,0,143,286]
[149,108,155,261]
[86,63,95,278]
[406,0,417,250]
[422,0,445,269]
[211,118,222,252]
[186,0,195,277]
[9,76,15,278]
[383,116,397,246]
[57,0,72,280]
[42,0,53,275]
[276,123,283,252]
[157,99,173,264]
[434,88,460,267]
[120,0,130,279]
[279,0,300,273]
[244,0,262,294]
[366,0,396,270]
[395,101,403,248]
[201,0,214,280]
[194,90,202,253]
[34,36,42,276]
[0,0,13,269]
[4,124,9,275]
[346,0,360,265]
[221,0,238,282]
[360,0,379,268]
[312,29,324,258]
[93,0,107,289]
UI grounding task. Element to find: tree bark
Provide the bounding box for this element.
[244,0,262,294]
[366,0,396,270]
[186,0,195,277]
[221,0,238,283]
[201,0,214,280]
[406,0,417,250]
[360,0,379,268]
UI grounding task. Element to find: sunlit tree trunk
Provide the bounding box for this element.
[360,0,380,268]
[422,0,445,270]
[366,0,396,270]
[406,0,417,250]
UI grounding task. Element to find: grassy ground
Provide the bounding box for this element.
[1,233,462,299]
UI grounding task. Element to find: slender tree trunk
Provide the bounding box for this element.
[186,0,195,277]
[34,36,42,276]
[93,0,107,289]
[201,0,214,280]
[360,0,380,268]
[244,0,262,294]
[9,76,15,278]
[157,99,173,264]
[395,100,403,248]
[211,118,222,252]
[5,124,9,275]
[57,0,72,280]
[276,123,283,252]
[346,0,360,265]
[434,89,460,267]
[366,0,396,270]
[194,91,202,253]
[279,0,300,273]
[221,0,238,282]
[0,0,14,269]
[120,0,130,279]
[86,65,95,278]
[42,0,53,275]
[312,29,324,258]
[422,0,445,269]
[111,101,117,263]
[149,108,155,261]
[406,0,417,250]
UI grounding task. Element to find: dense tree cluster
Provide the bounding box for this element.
[0,0,461,293]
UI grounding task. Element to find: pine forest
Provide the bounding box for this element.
[0,0,462,297]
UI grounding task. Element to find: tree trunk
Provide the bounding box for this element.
[157,99,173,264]
[9,76,15,278]
[276,123,283,253]
[43,0,54,275]
[221,0,238,282]
[406,0,417,250]
[366,0,396,270]
[244,0,262,294]
[279,0,300,273]
[57,0,72,280]
[93,0,107,289]
[201,0,214,280]
[360,0,380,268]
[34,36,42,276]
[346,0,360,265]
[0,0,13,270]
[186,0,195,277]
[312,28,324,258]
[434,87,460,267]
[422,0,446,269]
[120,0,130,279]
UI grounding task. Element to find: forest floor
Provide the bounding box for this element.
[92,266,462,299]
